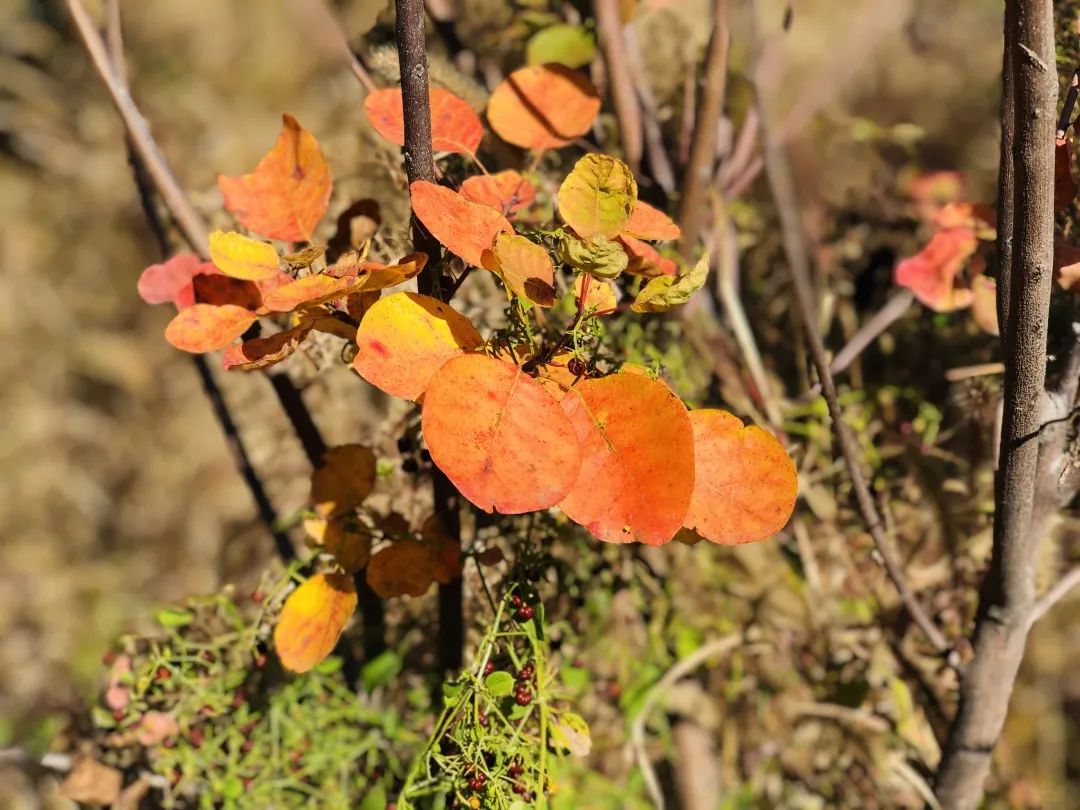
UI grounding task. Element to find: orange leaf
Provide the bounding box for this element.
[1056,137,1078,212]
[410,181,513,268]
[353,292,483,400]
[367,542,436,597]
[365,87,483,155]
[487,64,601,150]
[683,410,797,545]
[217,114,332,242]
[222,324,312,370]
[138,253,211,309]
[558,373,694,545]
[330,252,428,291]
[310,444,376,518]
[460,170,537,215]
[574,274,618,315]
[164,304,257,353]
[421,514,463,584]
[894,228,977,311]
[622,200,681,241]
[422,354,582,513]
[481,233,556,306]
[303,517,372,573]
[273,573,357,673]
[262,274,370,312]
[618,234,678,278]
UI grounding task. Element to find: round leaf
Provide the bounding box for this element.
[484,670,515,696]
[410,181,513,268]
[422,354,582,514]
[487,64,601,150]
[353,292,483,400]
[310,444,376,518]
[683,410,797,545]
[208,230,281,281]
[558,154,637,239]
[164,304,257,353]
[365,87,483,155]
[367,542,436,597]
[460,170,537,215]
[482,233,556,306]
[526,24,597,69]
[273,573,357,673]
[558,373,694,545]
[623,200,681,241]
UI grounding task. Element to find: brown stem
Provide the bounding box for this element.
[934,3,1057,807]
[595,0,644,174]
[996,1,1017,347]
[760,114,950,655]
[678,0,729,260]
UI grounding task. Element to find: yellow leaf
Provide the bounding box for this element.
[482,233,556,306]
[208,230,281,281]
[557,154,637,239]
[273,573,357,673]
[631,253,710,313]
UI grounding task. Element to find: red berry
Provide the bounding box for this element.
[516,605,535,621]
[251,590,265,603]
[111,709,124,722]
[508,762,524,778]
[189,728,204,748]
[514,687,532,706]
[163,737,176,749]
[201,650,216,663]
[102,649,117,666]
[512,781,526,794]
[511,594,523,608]
[478,711,489,728]
[483,660,495,676]
[242,739,254,753]
[232,690,247,708]
[567,357,586,376]
[517,663,534,681]
[468,772,488,792]
[156,666,170,681]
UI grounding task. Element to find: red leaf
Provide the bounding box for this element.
[138,253,214,309]
[410,181,513,268]
[217,114,332,242]
[622,200,681,241]
[460,170,537,215]
[618,235,678,278]
[894,228,977,312]
[365,87,483,155]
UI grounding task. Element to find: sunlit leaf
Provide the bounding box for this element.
[304,517,372,573]
[365,87,483,155]
[970,274,999,337]
[218,114,332,242]
[683,410,797,545]
[526,24,597,69]
[222,324,312,370]
[367,542,436,597]
[558,372,694,545]
[273,573,357,673]
[410,181,513,268]
[138,253,211,309]
[353,292,483,400]
[460,170,537,215]
[481,233,556,306]
[262,274,370,312]
[207,230,281,281]
[551,712,592,757]
[622,200,681,241]
[310,444,377,518]
[557,154,637,239]
[557,233,628,279]
[631,253,709,313]
[330,251,428,291]
[422,354,581,513]
[574,274,617,315]
[487,64,601,150]
[618,234,678,278]
[164,304,257,353]
[894,228,977,311]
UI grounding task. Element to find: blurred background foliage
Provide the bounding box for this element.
[0,0,1077,807]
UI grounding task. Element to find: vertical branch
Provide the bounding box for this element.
[678,0,729,259]
[996,1,1017,346]
[934,3,1057,808]
[393,0,464,674]
[595,0,644,175]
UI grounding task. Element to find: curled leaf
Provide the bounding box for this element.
[365,87,483,154]
[353,292,483,400]
[460,170,537,215]
[310,444,377,518]
[683,410,797,545]
[631,253,709,313]
[164,304,257,353]
[557,233,628,279]
[422,354,582,513]
[557,154,637,239]
[263,274,370,312]
[487,64,601,150]
[558,372,695,545]
[222,324,312,370]
[273,573,357,673]
[619,234,678,278]
[330,252,428,291]
[482,233,556,306]
[894,228,977,311]
[410,181,513,268]
[218,114,332,242]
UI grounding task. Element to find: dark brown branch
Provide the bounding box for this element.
[996,1,1017,346]
[678,0,729,260]
[934,2,1057,807]
[760,116,950,655]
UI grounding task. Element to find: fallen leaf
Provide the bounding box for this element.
[558,372,695,545]
[622,200,681,241]
[353,292,483,400]
[274,573,357,673]
[422,354,582,513]
[894,228,977,311]
[557,154,637,239]
[218,114,332,242]
[482,233,556,306]
[632,253,709,312]
[367,541,436,597]
[311,444,377,518]
[208,230,281,281]
[365,86,483,154]
[460,170,537,215]
[410,180,513,267]
[222,324,312,370]
[487,64,601,150]
[164,304,257,353]
[683,410,797,545]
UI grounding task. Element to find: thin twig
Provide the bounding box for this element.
[623,23,675,192]
[1029,565,1080,624]
[760,112,950,655]
[627,634,743,810]
[595,0,644,176]
[828,289,915,378]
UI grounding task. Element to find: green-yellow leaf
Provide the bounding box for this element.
[208,230,281,281]
[631,253,710,313]
[557,154,637,239]
[551,712,592,757]
[526,24,597,69]
[556,233,628,279]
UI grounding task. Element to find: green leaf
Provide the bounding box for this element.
[556,234,628,279]
[220,776,245,800]
[485,670,515,697]
[527,24,597,69]
[155,608,194,628]
[557,154,637,239]
[359,782,387,810]
[442,680,464,706]
[631,253,710,313]
[360,650,402,692]
[314,656,344,675]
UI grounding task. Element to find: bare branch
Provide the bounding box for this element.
[1029,565,1080,624]
[595,0,644,174]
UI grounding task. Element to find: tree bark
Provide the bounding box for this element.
[934,2,1057,807]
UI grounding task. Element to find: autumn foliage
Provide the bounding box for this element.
[136,67,798,673]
